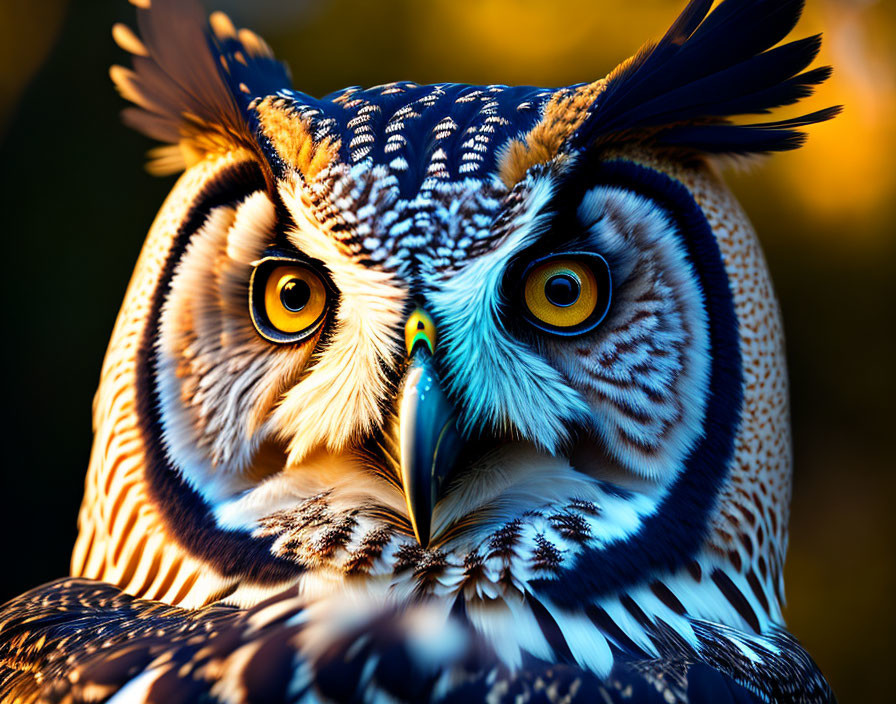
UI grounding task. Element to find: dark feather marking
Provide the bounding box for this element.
[659,105,843,154]
[650,581,687,616]
[393,544,448,583]
[461,550,485,586]
[585,604,650,657]
[570,0,838,156]
[524,593,576,665]
[135,159,300,582]
[487,518,523,558]
[240,625,303,702]
[146,663,209,704]
[343,526,394,575]
[689,621,833,703]
[685,661,761,703]
[549,511,592,543]
[739,532,754,558]
[609,34,824,128]
[4,586,825,704]
[566,498,601,515]
[534,161,742,606]
[620,595,653,628]
[314,513,359,557]
[711,569,760,633]
[745,569,770,614]
[729,550,743,572]
[531,535,564,573]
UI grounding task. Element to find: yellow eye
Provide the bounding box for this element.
[250,259,329,343]
[521,254,612,335]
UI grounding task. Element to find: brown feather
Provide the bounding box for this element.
[111,0,270,182]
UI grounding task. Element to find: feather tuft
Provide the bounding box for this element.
[111,0,291,175]
[570,0,840,156]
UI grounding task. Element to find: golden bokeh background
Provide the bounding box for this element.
[1,1,893,700]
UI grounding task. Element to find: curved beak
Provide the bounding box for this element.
[397,309,465,546]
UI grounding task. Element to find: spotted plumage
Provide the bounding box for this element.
[1,0,838,702]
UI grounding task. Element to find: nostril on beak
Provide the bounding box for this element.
[404,308,437,358]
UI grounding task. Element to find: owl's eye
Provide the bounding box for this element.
[249,257,330,343]
[521,253,612,336]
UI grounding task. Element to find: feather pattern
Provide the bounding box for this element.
[0,579,832,703]
[570,0,841,155]
[0,1,839,701]
[111,0,290,174]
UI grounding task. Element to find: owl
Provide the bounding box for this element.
[0,0,838,702]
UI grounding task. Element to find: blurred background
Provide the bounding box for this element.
[0,0,892,699]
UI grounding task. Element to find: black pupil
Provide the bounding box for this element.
[545,273,580,307]
[280,278,311,312]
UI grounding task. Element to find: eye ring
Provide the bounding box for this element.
[520,252,612,336]
[249,256,332,344]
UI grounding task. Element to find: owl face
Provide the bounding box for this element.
[156,136,713,535]
[74,0,835,667]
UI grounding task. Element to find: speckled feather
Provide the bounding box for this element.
[0,579,830,704]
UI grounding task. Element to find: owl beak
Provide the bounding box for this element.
[397,309,464,546]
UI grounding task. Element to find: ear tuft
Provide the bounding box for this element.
[570,0,840,157]
[111,23,148,57]
[111,0,291,175]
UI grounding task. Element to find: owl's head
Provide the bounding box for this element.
[74,0,835,670]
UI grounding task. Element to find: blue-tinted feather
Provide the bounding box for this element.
[615,35,824,128]
[571,0,837,155]
[210,33,292,111]
[707,66,833,116]
[596,0,807,124]
[661,125,808,153]
[660,105,843,154]
[750,106,844,129]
